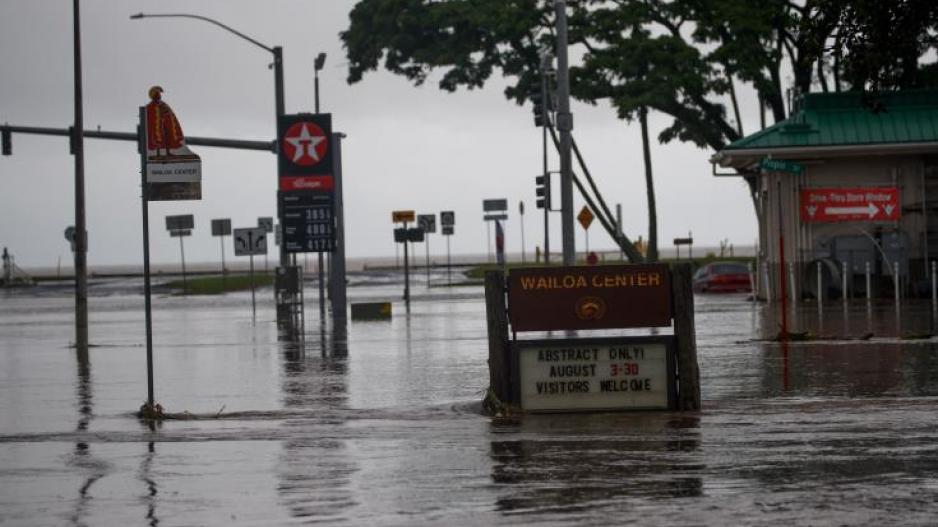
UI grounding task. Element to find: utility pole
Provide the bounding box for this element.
[73,0,88,349]
[554,0,575,265]
[540,51,551,265]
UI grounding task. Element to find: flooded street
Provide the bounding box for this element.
[2,275,938,525]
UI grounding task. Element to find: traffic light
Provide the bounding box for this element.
[531,91,546,127]
[1,127,10,156]
[536,174,551,209]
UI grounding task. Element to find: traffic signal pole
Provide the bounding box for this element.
[540,52,551,264]
[554,0,575,266]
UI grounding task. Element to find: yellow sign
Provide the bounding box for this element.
[392,210,415,223]
[577,206,594,230]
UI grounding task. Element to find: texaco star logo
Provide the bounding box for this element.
[282,122,328,166]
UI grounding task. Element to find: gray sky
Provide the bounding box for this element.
[0,0,758,268]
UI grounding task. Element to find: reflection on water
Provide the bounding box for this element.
[68,344,107,527]
[138,442,158,527]
[491,413,703,513]
[277,326,358,521]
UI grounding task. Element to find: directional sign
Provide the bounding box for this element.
[233,227,267,256]
[169,229,191,238]
[577,206,594,230]
[483,199,508,212]
[440,210,455,227]
[392,210,415,223]
[258,217,274,233]
[211,218,231,236]
[800,187,900,223]
[278,113,333,191]
[165,214,194,231]
[760,158,804,175]
[417,214,436,234]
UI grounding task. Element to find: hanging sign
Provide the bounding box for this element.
[800,187,900,222]
[144,86,201,201]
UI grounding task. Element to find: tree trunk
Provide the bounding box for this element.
[639,106,658,262]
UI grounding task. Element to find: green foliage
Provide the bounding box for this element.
[163,274,274,295]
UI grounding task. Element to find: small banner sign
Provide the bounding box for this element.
[392,210,415,223]
[144,86,201,201]
[800,187,900,222]
[508,264,672,331]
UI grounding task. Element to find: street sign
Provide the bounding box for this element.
[144,88,202,201]
[258,217,274,233]
[233,227,267,256]
[417,214,436,234]
[165,214,194,231]
[211,218,232,236]
[577,206,594,230]
[392,210,415,223]
[800,187,900,222]
[759,157,804,175]
[440,210,455,227]
[673,237,693,246]
[169,229,191,238]
[278,113,333,190]
[279,190,335,253]
[484,213,508,221]
[394,227,424,243]
[483,199,508,212]
[442,225,454,236]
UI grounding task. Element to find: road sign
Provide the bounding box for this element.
[394,227,424,243]
[144,89,202,201]
[392,210,415,223]
[760,157,804,175]
[64,226,76,242]
[233,227,267,256]
[800,187,900,222]
[417,214,436,234]
[673,237,693,246]
[442,225,454,236]
[165,214,194,231]
[483,199,508,212]
[440,210,455,227]
[577,206,594,230]
[169,229,192,238]
[258,217,274,233]
[484,213,508,221]
[279,191,335,253]
[211,218,231,236]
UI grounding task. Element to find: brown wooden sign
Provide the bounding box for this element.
[507,264,672,331]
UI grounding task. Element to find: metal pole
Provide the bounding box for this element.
[331,133,347,324]
[138,107,154,409]
[486,221,492,263]
[425,234,431,286]
[763,260,772,301]
[249,252,256,321]
[220,235,226,286]
[541,54,551,266]
[788,261,796,306]
[866,261,872,302]
[73,0,88,349]
[273,45,289,278]
[447,234,452,286]
[315,63,326,323]
[554,0,575,265]
[842,260,848,303]
[520,201,526,264]
[777,178,788,339]
[931,260,936,311]
[616,204,623,261]
[179,235,187,295]
[817,260,823,303]
[403,221,410,309]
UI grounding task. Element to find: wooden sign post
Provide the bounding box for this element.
[484,263,700,414]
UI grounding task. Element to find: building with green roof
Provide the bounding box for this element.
[712,90,938,300]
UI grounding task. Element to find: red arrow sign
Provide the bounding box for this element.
[800,187,899,222]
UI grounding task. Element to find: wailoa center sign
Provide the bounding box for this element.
[144,86,201,201]
[491,263,698,413]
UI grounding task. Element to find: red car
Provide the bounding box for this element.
[692,262,752,293]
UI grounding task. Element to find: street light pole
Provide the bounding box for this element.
[314,52,326,324]
[554,0,575,266]
[130,12,294,311]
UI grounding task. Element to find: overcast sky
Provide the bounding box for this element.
[0,0,759,268]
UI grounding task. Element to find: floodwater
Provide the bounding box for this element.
[2,272,938,526]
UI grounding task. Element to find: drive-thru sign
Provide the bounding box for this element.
[800,187,900,222]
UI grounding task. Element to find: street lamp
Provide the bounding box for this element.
[313,52,327,321]
[129,12,288,269]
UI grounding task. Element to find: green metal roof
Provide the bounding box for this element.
[724,90,938,151]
